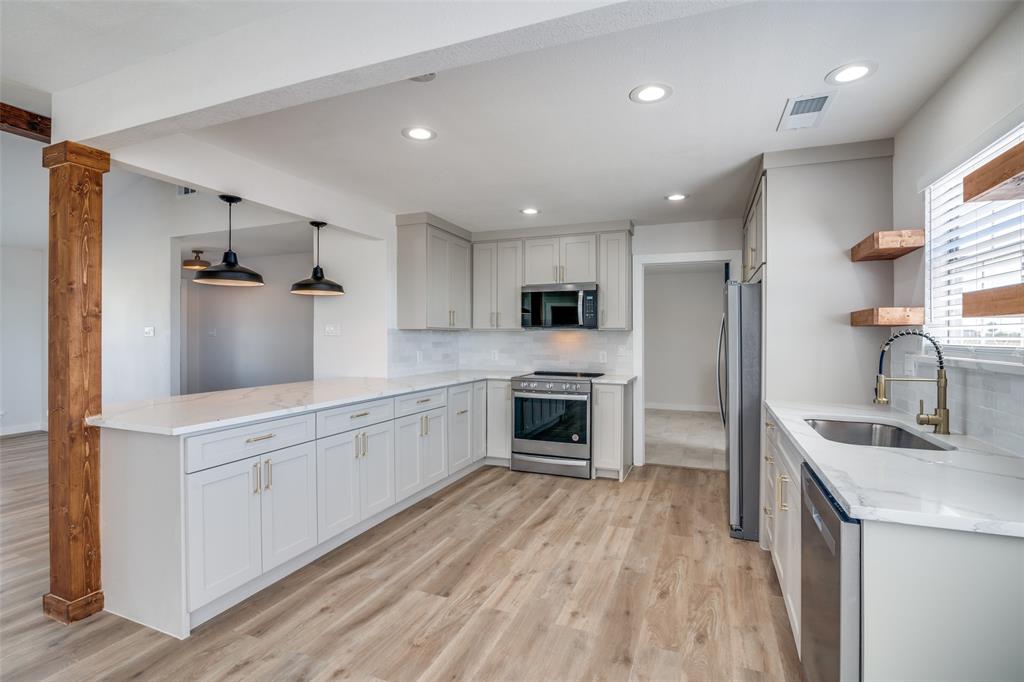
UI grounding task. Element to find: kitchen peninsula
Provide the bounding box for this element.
[87,370,636,638]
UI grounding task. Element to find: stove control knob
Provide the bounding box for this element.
[529,382,537,388]
[562,383,572,390]
[546,383,555,389]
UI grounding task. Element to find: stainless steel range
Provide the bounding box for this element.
[510,371,603,479]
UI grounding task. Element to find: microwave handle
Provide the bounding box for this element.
[578,290,584,325]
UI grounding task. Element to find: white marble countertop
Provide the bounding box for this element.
[86,370,520,437]
[591,374,636,385]
[766,401,1024,538]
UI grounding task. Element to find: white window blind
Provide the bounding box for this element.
[926,121,1024,353]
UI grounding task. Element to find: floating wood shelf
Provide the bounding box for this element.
[964,140,1024,202]
[850,229,924,261]
[962,284,1024,317]
[850,307,924,327]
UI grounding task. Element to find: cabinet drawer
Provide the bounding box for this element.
[395,389,447,417]
[317,398,395,438]
[185,414,316,473]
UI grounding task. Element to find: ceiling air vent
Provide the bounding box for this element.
[777,92,835,131]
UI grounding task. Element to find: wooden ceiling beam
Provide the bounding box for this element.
[1,102,52,143]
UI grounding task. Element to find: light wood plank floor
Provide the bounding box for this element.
[0,431,800,681]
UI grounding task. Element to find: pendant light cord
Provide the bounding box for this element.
[315,225,321,267]
[228,202,233,252]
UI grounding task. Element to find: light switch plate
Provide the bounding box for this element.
[325,324,340,337]
[599,351,608,363]
[491,350,499,361]
[143,326,155,337]
[416,351,423,364]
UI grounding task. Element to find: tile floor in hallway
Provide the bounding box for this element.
[645,409,727,470]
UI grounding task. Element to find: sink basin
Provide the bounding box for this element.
[804,419,951,451]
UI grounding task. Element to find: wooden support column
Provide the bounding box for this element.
[41,141,110,624]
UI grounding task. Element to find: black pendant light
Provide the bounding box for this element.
[181,249,211,271]
[194,195,264,287]
[291,221,345,296]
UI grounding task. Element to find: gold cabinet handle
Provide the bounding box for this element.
[553,265,558,282]
[560,265,565,282]
[253,463,260,494]
[457,409,469,416]
[351,411,370,419]
[416,398,431,404]
[246,432,276,444]
[264,459,272,490]
[777,474,789,511]
[363,432,369,457]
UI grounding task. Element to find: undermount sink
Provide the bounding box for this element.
[804,419,952,451]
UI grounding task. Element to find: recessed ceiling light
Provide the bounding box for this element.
[629,83,672,103]
[666,193,686,201]
[521,208,540,216]
[402,127,436,141]
[825,62,876,84]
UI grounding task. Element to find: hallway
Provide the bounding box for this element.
[645,409,727,470]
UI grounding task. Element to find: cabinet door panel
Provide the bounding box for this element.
[448,385,473,473]
[449,237,471,329]
[187,456,261,610]
[317,431,360,543]
[486,381,511,460]
[523,237,560,285]
[422,407,448,487]
[472,381,487,461]
[261,443,318,572]
[472,242,497,329]
[598,232,630,330]
[561,234,597,283]
[361,422,396,519]
[395,413,423,502]
[426,228,450,328]
[592,384,621,470]
[495,240,523,329]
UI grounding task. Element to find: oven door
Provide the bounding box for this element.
[512,391,591,459]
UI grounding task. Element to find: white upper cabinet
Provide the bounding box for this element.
[473,240,523,329]
[524,235,597,285]
[560,234,597,283]
[187,455,262,610]
[448,384,473,474]
[260,443,318,572]
[597,231,631,330]
[397,216,472,330]
[523,237,561,285]
[743,174,766,282]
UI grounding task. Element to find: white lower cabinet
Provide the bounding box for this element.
[316,421,396,544]
[592,383,633,480]
[486,380,511,460]
[187,455,262,610]
[766,421,801,653]
[395,407,448,502]
[472,381,487,461]
[448,384,473,474]
[187,442,316,610]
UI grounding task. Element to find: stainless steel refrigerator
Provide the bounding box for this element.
[717,281,762,541]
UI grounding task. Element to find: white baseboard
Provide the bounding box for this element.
[646,402,718,413]
[0,422,46,436]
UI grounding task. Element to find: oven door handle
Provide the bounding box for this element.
[513,392,589,401]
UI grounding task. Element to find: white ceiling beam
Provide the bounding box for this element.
[53,1,741,148]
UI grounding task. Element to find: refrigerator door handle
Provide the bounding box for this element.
[716,312,726,425]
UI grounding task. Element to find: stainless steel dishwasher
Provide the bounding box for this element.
[801,464,861,682]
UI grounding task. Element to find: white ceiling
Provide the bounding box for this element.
[178,221,313,260]
[188,1,1012,231]
[0,1,298,93]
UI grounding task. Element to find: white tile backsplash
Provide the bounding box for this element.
[387,329,633,378]
[890,345,1024,456]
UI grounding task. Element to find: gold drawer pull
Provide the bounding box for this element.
[777,474,790,511]
[456,409,469,415]
[416,398,432,404]
[246,433,276,444]
[350,411,370,419]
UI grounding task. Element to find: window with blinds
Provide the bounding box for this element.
[926,121,1024,354]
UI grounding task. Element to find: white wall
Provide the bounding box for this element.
[185,253,313,393]
[888,3,1024,453]
[643,268,723,411]
[633,219,743,256]
[892,2,1024,307]
[765,154,895,405]
[314,228,389,379]
[0,248,47,433]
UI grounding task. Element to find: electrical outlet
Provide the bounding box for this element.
[207,328,217,337]
[325,324,340,337]
[416,350,424,364]
[491,350,499,361]
[599,351,608,363]
[143,326,155,337]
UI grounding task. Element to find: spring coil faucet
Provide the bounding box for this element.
[873,328,950,434]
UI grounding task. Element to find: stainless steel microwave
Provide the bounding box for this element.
[521,283,598,329]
